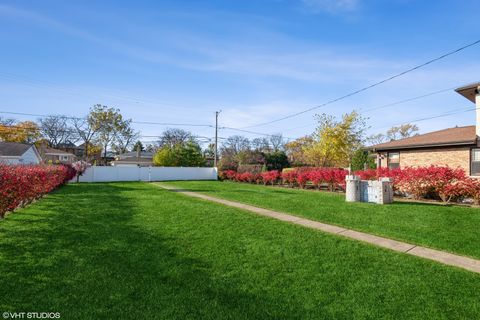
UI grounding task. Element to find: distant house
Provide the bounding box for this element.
[111,150,154,167]
[57,141,85,158]
[40,147,76,164]
[0,142,42,165]
[56,142,102,164]
[369,82,480,176]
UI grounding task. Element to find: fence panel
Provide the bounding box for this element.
[77,166,217,182]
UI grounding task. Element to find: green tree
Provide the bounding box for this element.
[133,140,144,152]
[304,111,367,168]
[153,147,177,166]
[89,105,128,164]
[284,136,314,166]
[264,151,290,171]
[350,148,376,171]
[153,138,205,167]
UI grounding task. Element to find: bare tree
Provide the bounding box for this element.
[387,123,419,141]
[269,134,285,152]
[73,115,99,161]
[112,119,139,154]
[0,117,15,126]
[366,133,387,146]
[39,115,74,148]
[221,135,250,156]
[251,137,270,152]
[158,128,193,148]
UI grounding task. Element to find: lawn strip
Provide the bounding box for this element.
[161,180,480,259]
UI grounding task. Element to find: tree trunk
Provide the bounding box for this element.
[84,142,89,161]
[104,146,108,166]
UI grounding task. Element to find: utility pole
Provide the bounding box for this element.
[214,110,221,167]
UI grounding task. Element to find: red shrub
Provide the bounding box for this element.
[261,170,279,185]
[390,166,466,201]
[446,178,480,205]
[308,170,324,189]
[237,172,255,183]
[221,165,474,204]
[296,171,310,189]
[281,170,297,187]
[0,164,76,218]
[333,169,348,191]
[321,168,347,191]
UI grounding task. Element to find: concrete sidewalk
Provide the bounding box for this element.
[157,183,480,274]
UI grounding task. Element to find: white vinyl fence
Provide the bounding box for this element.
[74,166,217,183]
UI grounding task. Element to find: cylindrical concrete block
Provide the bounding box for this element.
[345,175,360,202]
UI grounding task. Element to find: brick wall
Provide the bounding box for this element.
[400,147,470,173]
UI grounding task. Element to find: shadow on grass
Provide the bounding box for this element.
[0,183,292,319]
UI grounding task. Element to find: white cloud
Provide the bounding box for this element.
[301,0,359,14]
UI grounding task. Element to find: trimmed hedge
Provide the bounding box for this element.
[0,164,76,218]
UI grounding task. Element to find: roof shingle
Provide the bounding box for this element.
[0,141,33,157]
[369,125,477,150]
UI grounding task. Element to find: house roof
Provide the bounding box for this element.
[112,157,153,164]
[117,151,154,159]
[369,125,477,151]
[455,82,480,103]
[43,147,75,156]
[57,141,82,149]
[0,141,33,157]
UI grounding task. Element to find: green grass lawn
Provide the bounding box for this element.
[1,182,480,319]
[163,180,480,260]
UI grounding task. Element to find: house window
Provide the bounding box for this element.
[61,155,69,161]
[387,152,400,169]
[471,149,480,176]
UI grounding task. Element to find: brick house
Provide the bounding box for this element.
[369,82,480,176]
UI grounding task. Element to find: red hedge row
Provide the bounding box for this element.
[220,168,348,191]
[220,165,480,204]
[0,164,76,218]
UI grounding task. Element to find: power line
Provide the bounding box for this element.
[239,39,480,129]
[272,86,458,135]
[0,124,205,139]
[220,126,295,140]
[0,71,209,112]
[0,110,213,128]
[371,105,477,131]
[360,86,456,113]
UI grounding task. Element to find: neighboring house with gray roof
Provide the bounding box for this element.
[40,147,76,164]
[111,150,154,167]
[0,142,42,165]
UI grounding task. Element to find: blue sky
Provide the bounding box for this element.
[0,0,479,145]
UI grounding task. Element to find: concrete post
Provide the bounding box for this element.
[379,177,394,204]
[345,175,360,202]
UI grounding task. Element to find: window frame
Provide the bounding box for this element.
[470,148,480,176]
[387,152,400,169]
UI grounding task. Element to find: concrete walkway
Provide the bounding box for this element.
[157,184,480,274]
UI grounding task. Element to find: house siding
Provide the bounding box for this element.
[20,147,41,164]
[375,146,474,174]
[0,156,21,164]
[399,147,470,173]
[44,154,75,164]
